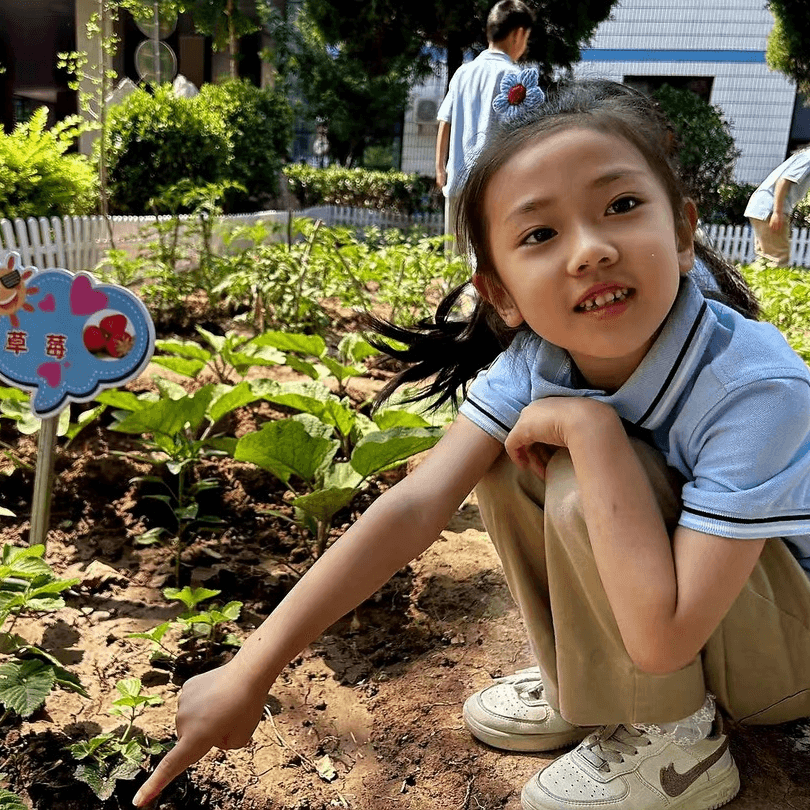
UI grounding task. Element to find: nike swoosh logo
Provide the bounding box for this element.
[660,736,730,798]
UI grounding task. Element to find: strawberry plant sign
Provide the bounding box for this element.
[0,254,154,419]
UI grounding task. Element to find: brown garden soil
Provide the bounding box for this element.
[0,296,807,810]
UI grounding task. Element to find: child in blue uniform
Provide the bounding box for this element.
[134,79,810,810]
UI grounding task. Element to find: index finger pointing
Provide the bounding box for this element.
[132,735,213,807]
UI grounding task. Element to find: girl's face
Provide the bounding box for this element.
[476,126,696,392]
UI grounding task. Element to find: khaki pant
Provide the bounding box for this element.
[475,441,810,727]
[444,194,460,255]
[749,215,792,266]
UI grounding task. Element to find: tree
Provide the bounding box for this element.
[180,0,260,79]
[653,84,740,218]
[766,0,810,94]
[411,0,618,92]
[126,1,259,80]
[261,0,619,165]
[262,1,432,165]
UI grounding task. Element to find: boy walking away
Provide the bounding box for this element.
[435,0,534,242]
[745,147,810,266]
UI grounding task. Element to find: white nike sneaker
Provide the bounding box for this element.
[463,667,591,752]
[521,720,740,810]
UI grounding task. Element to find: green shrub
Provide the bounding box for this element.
[653,84,740,218]
[705,181,758,225]
[0,108,98,219]
[196,79,293,212]
[105,81,294,215]
[104,85,230,214]
[283,164,439,214]
[794,193,810,227]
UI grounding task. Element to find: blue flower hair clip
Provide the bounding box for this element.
[493,67,545,123]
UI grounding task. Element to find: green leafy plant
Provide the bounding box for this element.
[0,108,97,219]
[69,678,167,801]
[153,326,287,383]
[282,164,439,214]
[128,587,242,667]
[104,84,231,214]
[165,586,243,653]
[0,545,88,724]
[97,382,258,584]
[195,79,293,212]
[235,394,441,556]
[653,84,740,219]
[742,262,810,363]
[0,782,25,810]
[214,219,467,332]
[0,388,105,446]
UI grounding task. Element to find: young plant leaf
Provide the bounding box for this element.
[372,409,432,430]
[292,487,358,525]
[0,786,27,810]
[350,428,442,479]
[251,331,326,357]
[235,419,340,486]
[0,659,56,717]
[207,382,259,425]
[163,586,220,611]
[151,356,207,378]
[74,758,141,800]
[110,385,216,437]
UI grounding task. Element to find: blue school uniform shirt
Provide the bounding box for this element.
[459,275,810,575]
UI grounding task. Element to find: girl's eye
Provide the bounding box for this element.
[607,196,640,215]
[524,227,557,245]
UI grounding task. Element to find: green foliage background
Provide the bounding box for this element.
[0,110,98,220]
[766,0,810,93]
[653,84,740,218]
[104,81,292,214]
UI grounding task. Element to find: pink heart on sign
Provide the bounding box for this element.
[38,293,56,312]
[37,362,62,388]
[70,275,108,315]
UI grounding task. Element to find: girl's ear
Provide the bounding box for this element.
[472,273,524,328]
[676,200,699,276]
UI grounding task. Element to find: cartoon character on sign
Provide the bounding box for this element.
[0,253,39,328]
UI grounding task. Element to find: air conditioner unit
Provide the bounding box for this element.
[414,97,439,124]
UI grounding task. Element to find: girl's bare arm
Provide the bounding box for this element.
[133,415,503,806]
[505,397,765,675]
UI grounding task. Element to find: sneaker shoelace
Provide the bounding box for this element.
[513,676,544,704]
[579,724,652,773]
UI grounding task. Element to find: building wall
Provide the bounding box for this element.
[403,0,798,187]
[572,0,795,184]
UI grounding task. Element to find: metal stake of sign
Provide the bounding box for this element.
[29,415,58,550]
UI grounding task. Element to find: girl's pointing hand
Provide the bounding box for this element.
[132,660,268,807]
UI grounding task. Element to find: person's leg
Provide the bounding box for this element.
[702,535,810,724]
[444,193,459,255]
[749,215,791,266]
[476,440,706,727]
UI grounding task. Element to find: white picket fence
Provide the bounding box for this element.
[0,206,445,274]
[0,210,807,274]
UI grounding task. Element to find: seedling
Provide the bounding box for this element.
[69,678,168,801]
[97,382,258,584]
[164,586,243,657]
[0,544,87,725]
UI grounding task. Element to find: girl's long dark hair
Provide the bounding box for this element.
[366,78,759,412]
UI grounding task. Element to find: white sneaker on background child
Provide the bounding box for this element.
[463,667,591,752]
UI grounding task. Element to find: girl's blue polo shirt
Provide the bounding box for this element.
[459,275,810,575]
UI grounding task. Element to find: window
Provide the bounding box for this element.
[624,75,714,103]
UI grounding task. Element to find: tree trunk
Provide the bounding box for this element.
[227,0,238,79]
[445,30,464,94]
